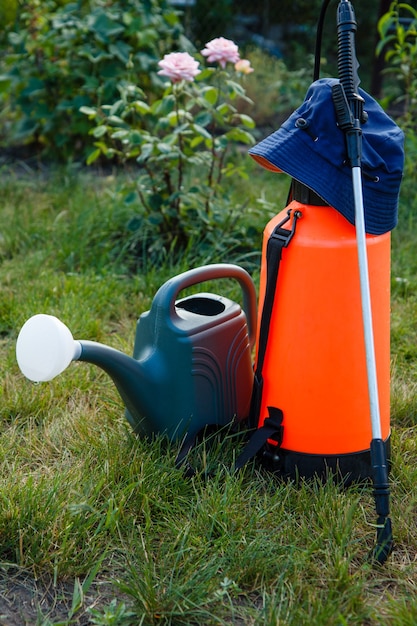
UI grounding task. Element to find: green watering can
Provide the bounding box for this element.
[16,264,257,443]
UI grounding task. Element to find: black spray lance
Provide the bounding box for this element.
[332,0,393,564]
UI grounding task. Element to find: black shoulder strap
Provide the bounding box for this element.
[249,208,301,429]
[234,406,283,470]
[235,208,301,471]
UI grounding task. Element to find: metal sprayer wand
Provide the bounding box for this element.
[332,0,393,564]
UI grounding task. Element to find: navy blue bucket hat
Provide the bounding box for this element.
[249,78,404,235]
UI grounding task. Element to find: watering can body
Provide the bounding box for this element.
[124,263,257,440]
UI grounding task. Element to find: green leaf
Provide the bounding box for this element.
[149,193,163,211]
[127,216,142,230]
[225,79,245,97]
[194,111,212,127]
[90,12,125,41]
[86,148,101,165]
[109,41,132,64]
[167,110,180,126]
[156,141,171,154]
[129,131,144,145]
[192,123,212,139]
[137,143,154,162]
[190,136,205,148]
[79,47,111,64]
[237,114,256,129]
[378,12,394,38]
[124,192,138,205]
[202,86,218,106]
[224,128,255,145]
[217,102,233,116]
[376,36,397,57]
[167,110,193,126]
[107,115,126,126]
[109,100,124,116]
[92,125,108,138]
[133,101,151,115]
[196,67,215,81]
[110,129,129,139]
[152,95,175,116]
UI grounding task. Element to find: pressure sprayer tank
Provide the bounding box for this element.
[257,197,391,482]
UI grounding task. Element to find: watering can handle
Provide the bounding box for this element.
[151,264,257,348]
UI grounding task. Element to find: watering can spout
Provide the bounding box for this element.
[16,314,154,431]
[16,314,82,383]
[77,339,158,431]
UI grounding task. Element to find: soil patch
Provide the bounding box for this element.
[0,565,128,625]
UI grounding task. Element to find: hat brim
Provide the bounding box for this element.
[248,79,404,235]
[251,154,281,173]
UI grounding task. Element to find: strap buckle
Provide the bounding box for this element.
[270,209,302,248]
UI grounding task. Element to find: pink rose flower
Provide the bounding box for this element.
[157,52,201,83]
[201,37,240,69]
[235,59,254,74]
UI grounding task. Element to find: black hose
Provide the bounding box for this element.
[314,0,333,81]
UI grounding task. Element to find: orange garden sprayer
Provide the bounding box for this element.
[239,0,404,564]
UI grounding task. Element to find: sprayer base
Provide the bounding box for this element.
[261,437,391,487]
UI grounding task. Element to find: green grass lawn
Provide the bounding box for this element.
[0,156,416,625]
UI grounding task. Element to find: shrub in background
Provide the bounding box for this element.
[377,1,417,128]
[376,2,416,207]
[0,0,189,160]
[81,38,257,262]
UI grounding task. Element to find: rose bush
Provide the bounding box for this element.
[0,0,188,160]
[81,38,256,259]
